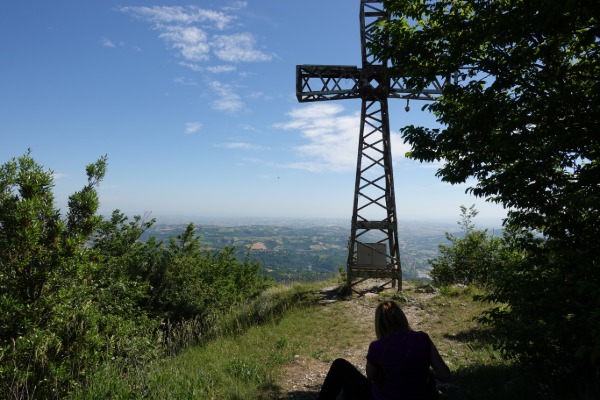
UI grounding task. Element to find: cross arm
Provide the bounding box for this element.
[388,76,449,101]
[296,65,362,102]
[296,65,455,103]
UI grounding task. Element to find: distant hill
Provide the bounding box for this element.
[142,217,503,283]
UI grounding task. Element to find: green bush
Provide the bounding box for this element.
[477,227,600,398]
[428,205,600,395]
[0,152,271,399]
[429,205,507,287]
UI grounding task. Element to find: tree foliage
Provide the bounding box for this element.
[0,152,270,399]
[373,0,599,395]
[429,205,505,287]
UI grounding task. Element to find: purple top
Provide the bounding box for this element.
[366,330,432,400]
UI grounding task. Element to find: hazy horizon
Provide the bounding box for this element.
[3,0,507,225]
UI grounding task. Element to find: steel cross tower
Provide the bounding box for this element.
[296,1,446,292]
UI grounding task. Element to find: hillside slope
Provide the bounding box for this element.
[273,280,529,400]
[77,280,533,399]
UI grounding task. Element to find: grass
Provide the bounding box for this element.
[75,280,539,399]
[74,280,328,399]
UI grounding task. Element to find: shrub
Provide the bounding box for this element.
[429,205,507,287]
[0,152,115,398]
[0,152,271,399]
[477,227,600,397]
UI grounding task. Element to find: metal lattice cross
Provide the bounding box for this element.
[296,0,448,292]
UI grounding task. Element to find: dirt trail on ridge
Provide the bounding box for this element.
[276,280,438,400]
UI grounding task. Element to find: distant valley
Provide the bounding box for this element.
[142,217,503,283]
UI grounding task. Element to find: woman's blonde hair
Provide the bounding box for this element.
[375,300,410,339]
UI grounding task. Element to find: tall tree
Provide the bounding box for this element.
[372,0,599,394]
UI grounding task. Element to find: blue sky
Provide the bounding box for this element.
[1,0,506,224]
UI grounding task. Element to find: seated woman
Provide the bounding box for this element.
[317,300,451,400]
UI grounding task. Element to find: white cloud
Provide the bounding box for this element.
[100,38,116,48]
[241,124,257,131]
[185,122,202,134]
[420,161,444,169]
[275,103,411,173]
[209,80,244,113]
[119,5,271,67]
[119,6,233,29]
[174,76,197,86]
[218,142,264,150]
[222,1,248,12]
[206,65,237,73]
[212,33,272,62]
[120,4,272,113]
[52,172,68,180]
[247,91,273,100]
[178,61,202,71]
[159,26,210,62]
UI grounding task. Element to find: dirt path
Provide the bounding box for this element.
[276,280,437,399]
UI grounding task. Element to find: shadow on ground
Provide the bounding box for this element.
[443,363,540,400]
[443,326,497,346]
[279,389,319,400]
